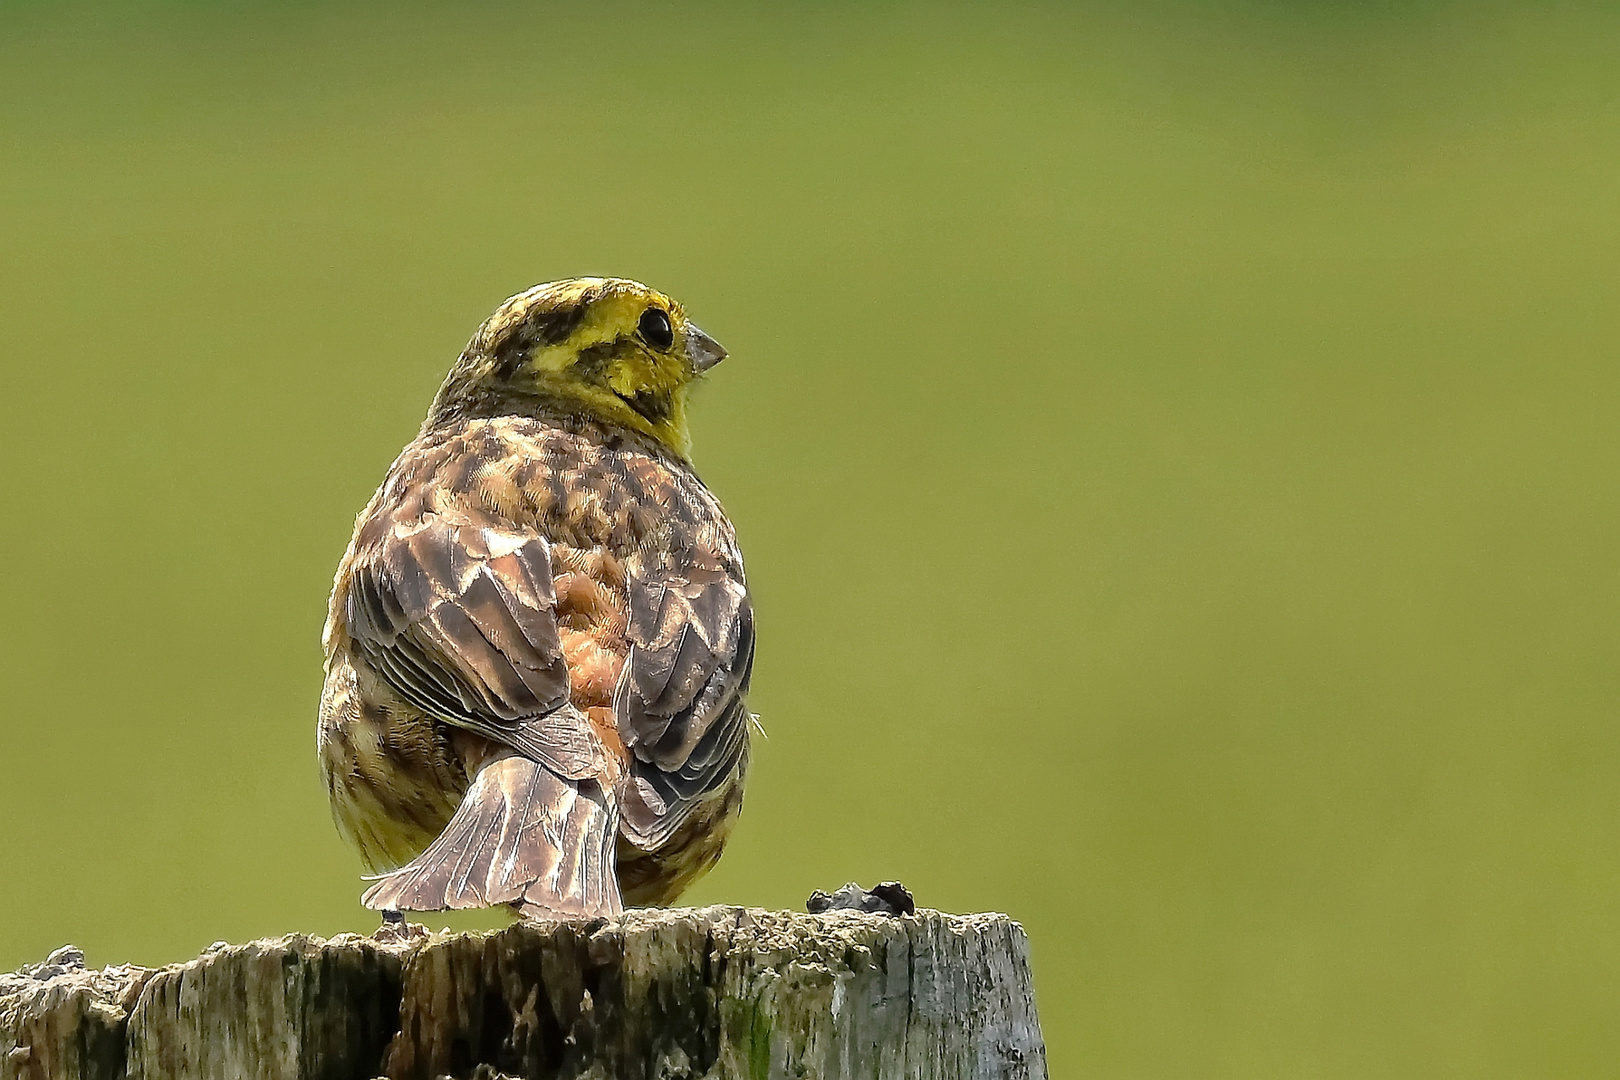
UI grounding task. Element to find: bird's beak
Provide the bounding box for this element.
[686,323,727,373]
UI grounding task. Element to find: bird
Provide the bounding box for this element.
[316,277,754,920]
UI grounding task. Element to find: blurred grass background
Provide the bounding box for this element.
[2,1,1618,1075]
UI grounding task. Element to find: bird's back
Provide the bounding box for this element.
[319,413,753,912]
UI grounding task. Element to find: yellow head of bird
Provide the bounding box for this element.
[425,277,727,459]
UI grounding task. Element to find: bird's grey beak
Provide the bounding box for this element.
[686,323,727,373]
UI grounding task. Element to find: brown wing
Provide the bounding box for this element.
[615,559,755,849]
[343,514,607,781]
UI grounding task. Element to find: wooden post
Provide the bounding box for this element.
[2,906,1047,1080]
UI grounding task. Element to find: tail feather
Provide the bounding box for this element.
[362,752,622,919]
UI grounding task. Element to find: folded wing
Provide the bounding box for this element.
[344,513,609,781]
[616,559,755,850]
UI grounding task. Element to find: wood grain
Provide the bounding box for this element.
[1,907,1047,1080]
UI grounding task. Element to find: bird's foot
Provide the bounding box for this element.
[371,909,428,945]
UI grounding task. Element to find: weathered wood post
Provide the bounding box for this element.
[1,906,1046,1080]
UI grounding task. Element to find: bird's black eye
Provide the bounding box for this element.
[638,307,674,350]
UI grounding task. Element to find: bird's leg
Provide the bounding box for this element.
[372,907,427,944]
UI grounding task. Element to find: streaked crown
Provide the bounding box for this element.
[425,278,727,459]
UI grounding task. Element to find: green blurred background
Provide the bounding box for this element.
[3,1,1617,1075]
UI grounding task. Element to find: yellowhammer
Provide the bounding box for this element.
[317,278,753,918]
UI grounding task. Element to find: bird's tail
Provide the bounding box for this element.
[361,751,622,920]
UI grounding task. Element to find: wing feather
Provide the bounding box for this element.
[344,515,606,781]
[616,573,753,849]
